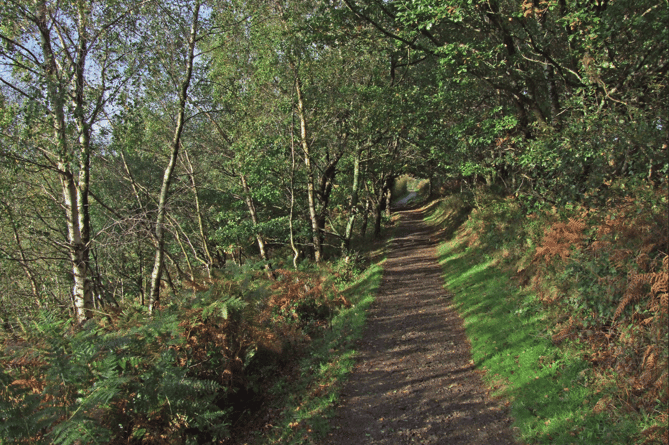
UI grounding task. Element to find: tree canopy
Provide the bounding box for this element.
[0,0,665,321]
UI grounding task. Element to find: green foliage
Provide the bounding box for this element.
[1,282,261,444]
[430,199,634,443]
[255,261,384,444]
[0,306,232,444]
[1,0,667,440]
[428,188,668,443]
[0,255,386,444]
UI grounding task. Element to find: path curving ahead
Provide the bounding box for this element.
[323,208,516,445]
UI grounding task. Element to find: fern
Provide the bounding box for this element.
[0,368,50,443]
[1,303,241,444]
[614,255,669,321]
[200,295,246,320]
[1,265,334,444]
[50,418,113,445]
[534,217,587,263]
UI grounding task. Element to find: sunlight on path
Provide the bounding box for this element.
[323,209,516,445]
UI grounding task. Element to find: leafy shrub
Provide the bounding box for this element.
[263,269,348,337]
[1,306,232,444]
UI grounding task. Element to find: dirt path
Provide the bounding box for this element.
[323,208,516,444]
[394,191,418,207]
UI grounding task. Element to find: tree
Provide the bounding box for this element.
[0,0,146,322]
[339,0,667,203]
[145,0,204,312]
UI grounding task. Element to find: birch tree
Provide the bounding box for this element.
[0,0,146,322]
[145,0,203,312]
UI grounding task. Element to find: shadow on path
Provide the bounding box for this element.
[322,208,516,444]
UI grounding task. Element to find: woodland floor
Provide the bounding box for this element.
[322,207,517,445]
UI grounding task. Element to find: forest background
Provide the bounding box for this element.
[0,0,666,443]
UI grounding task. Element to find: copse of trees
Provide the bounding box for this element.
[0,0,418,324]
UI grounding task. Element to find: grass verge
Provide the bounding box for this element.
[428,196,652,444]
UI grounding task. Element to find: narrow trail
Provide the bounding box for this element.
[323,208,516,444]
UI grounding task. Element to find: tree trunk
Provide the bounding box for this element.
[384,184,392,217]
[240,173,275,278]
[63,173,93,323]
[533,1,561,129]
[288,121,301,269]
[373,200,383,239]
[36,9,93,323]
[149,2,200,312]
[315,151,344,254]
[184,149,215,277]
[1,200,41,308]
[343,146,362,252]
[239,174,267,261]
[294,71,322,263]
[360,198,370,238]
[374,175,393,239]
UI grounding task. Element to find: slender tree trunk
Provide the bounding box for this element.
[289,121,300,269]
[1,201,41,308]
[184,149,215,277]
[63,173,92,322]
[374,175,393,239]
[315,153,343,254]
[36,9,93,323]
[149,2,200,312]
[373,200,383,239]
[343,146,362,252]
[360,196,370,238]
[533,1,561,129]
[138,238,145,306]
[240,173,275,278]
[171,219,195,281]
[384,185,392,217]
[240,174,268,261]
[294,71,322,263]
[74,86,93,323]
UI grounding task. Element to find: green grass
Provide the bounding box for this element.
[256,260,384,444]
[432,204,641,444]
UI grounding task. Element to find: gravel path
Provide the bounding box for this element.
[322,208,517,444]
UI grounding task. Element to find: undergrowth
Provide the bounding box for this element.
[0,255,383,445]
[251,260,383,444]
[244,216,395,444]
[427,185,668,444]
